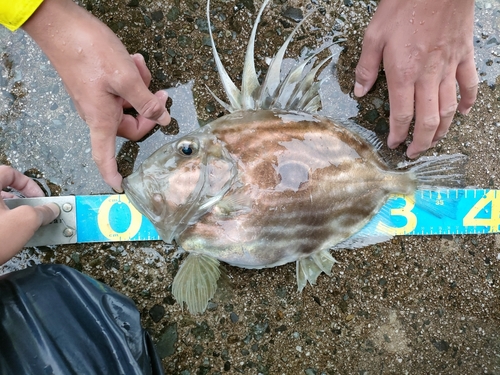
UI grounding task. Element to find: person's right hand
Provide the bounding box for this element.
[22,0,171,192]
[0,166,60,264]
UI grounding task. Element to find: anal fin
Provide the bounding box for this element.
[172,253,221,314]
[296,250,338,292]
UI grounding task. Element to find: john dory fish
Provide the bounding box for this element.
[123,0,465,313]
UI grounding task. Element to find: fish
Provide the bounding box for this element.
[122,0,466,314]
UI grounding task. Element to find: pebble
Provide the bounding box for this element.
[196,18,210,33]
[167,6,180,21]
[230,312,239,323]
[206,301,218,311]
[193,344,204,356]
[282,7,303,22]
[149,304,165,323]
[375,118,389,134]
[363,108,379,123]
[178,35,193,48]
[151,10,164,22]
[432,339,450,352]
[305,369,318,375]
[156,323,178,358]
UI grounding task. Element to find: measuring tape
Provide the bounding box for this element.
[5,189,500,247]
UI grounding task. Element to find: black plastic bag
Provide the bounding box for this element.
[0,264,164,375]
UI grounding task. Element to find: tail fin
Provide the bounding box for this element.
[397,153,466,219]
[398,153,467,190]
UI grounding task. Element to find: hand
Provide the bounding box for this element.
[22,0,171,192]
[354,0,478,158]
[0,166,60,264]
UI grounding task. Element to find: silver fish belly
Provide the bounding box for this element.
[122,0,466,314]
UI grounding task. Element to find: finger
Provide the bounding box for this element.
[0,203,60,264]
[407,81,440,158]
[116,78,170,126]
[456,56,478,115]
[117,91,169,140]
[35,202,61,226]
[123,54,153,109]
[431,76,458,146]
[354,31,384,97]
[1,191,17,199]
[89,125,123,192]
[0,165,45,197]
[385,70,416,150]
[132,53,152,87]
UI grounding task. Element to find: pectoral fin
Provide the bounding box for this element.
[296,250,338,292]
[172,253,221,314]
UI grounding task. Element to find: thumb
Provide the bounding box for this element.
[354,37,383,97]
[36,203,61,226]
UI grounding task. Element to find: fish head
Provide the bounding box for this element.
[123,129,237,243]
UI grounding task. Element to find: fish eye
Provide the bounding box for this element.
[176,138,199,157]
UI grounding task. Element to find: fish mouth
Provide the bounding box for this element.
[122,177,154,222]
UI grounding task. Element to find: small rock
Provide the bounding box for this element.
[149,304,165,323]
[167,6,180,21]
[151,10,164,22]
[196,18,211,33]
[178,35,193,48]
[432,339,450,352]
[230,312,239,323]
[104,256,119,270]
[345,314,355,322]
[227,334,239,344]
[375,118,389,134]
[283,7,303,22]
[156,323,178,358]
[363,109,379,123]
[274,325,287,333]
[193,344,204,356]
[165,30,177,39]
[207,301,218,311]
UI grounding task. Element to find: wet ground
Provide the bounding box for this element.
[1,0,500,374]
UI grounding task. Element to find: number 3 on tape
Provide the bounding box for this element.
[376,195,417,235]
[97,195,143,241]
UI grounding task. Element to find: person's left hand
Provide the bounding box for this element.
[354,0,478,159]
[0,166,60,264]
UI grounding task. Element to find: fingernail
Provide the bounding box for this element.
[354,82,368,97]
[48,203,61,218]
[112,186,124,194]
[406,151,420,159]
[387,140,399,149]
